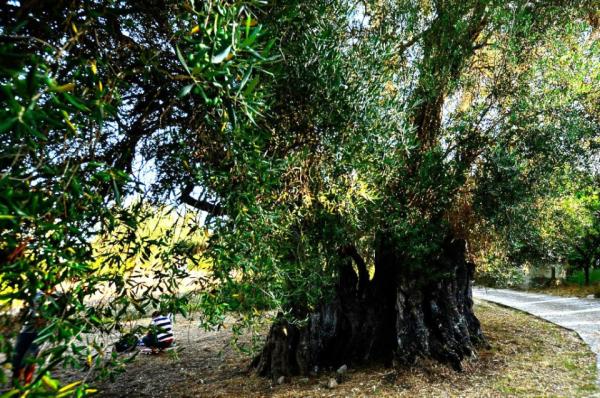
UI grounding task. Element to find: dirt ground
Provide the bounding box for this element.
[59,301,598,397]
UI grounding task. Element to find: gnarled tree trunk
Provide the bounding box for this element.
[252,237,487,379]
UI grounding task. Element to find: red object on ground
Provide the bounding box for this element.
[24,365,36,385]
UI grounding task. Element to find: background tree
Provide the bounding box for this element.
[540,185,600,286]
[470,17,600,286]
[564,193,600,286]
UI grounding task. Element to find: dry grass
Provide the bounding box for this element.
[525,283,600,299]
[86,301,597,397]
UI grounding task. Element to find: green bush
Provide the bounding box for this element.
[566,269,600,286]
[475,259,525,288]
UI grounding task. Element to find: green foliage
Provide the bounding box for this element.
[493,175,600,282]
[1,372,97,398]
[0,0,272,393]
[468,12,600,281]
[0,6,140,390]
[196,0,600,316]
[567,269,600,287]
[91,203,210,275]
[475,260,525,289]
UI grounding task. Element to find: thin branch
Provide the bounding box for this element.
[180,184,225,216]
[342,245,370,294]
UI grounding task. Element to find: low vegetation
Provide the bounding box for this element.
[528,283,600,299]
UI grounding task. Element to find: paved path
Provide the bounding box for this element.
[473,287,600,385]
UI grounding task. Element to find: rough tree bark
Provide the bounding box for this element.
[252,237,487,379]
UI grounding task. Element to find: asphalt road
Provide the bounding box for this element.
[473,287,600,385]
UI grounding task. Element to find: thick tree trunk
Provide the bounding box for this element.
[252,237,487,379]
[584,265,590,286]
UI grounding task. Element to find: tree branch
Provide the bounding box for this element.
[342,245,370,294]
[180,184,225,216]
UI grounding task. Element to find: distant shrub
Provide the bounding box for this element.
[475,258,525,288]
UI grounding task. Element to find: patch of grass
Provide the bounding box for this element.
[477,301,597,398]
[527,282,600,298]
[85,302,598,397]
